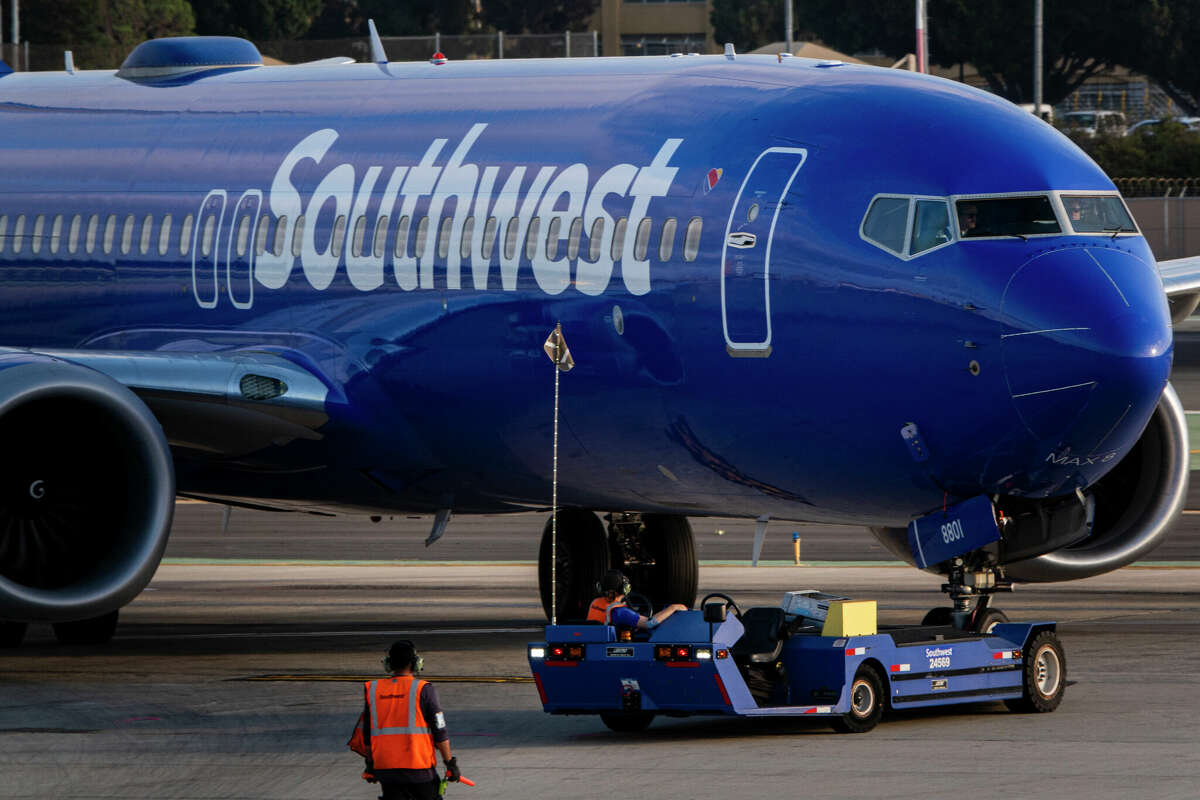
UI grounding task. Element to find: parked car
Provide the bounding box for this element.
[1125,117,1200,136]
[1060,110,1127,136]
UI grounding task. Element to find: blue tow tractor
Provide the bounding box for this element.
[529,498,1067,734]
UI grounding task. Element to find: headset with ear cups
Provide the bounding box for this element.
[382,639,424,674]
[596,569,631,597]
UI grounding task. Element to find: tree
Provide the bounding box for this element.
[789,0,1141,107]
[1128,1,1199,114]
[190,0,322,41]
[306,0,474,38]
[479,0,599,34]
[21,0,194,67]
[710,0,786,53]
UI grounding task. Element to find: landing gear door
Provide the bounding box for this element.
[721,147,807,358]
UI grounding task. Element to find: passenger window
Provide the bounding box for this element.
[120,214,134,255]
[235,215,250,257]
[291,215,305,258]
[352,216,366,258]
[956,196,1060,238]
[482,217,498,260]
[633,217,652,261]
[12,215,25,254]
[0,215,7,254]
[68,215,81,254]
[545,218,562,260]
[103,214,116,254]
[503,218,520,260]
[611,217,628,262]
[461,217,474,260]
[683,217,702,262]
[374,216,388,258]
[437,217,452,259]
[525,218,541,261]
[50,215,63,255]
[394,216,409,258]
[659,218,677,261]
[140,214,153,255]
[413,216,428,258]
[910,200,951,255]
[273,216,287,257]
[179,214,194,256]
[86,214,99,254]
[587,218,605,262]
[567,218,583,261]
[159,215,173,256]
[862,196,909,254]
[331,215,347,257]
[31,214,45,254]
[201,215,215,258]
[255,214,269,256]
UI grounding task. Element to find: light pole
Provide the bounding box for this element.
[1033,0,1044,117]
[915,0,927,73]
[9,0,17,71]
[784,0,793,55]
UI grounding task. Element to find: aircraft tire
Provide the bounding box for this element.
[831,664,884,734]
[538,509,609,621]
[1004,630,1066,713]
[599,711,655,732]
[52,610,119,646]
[0,620,27,648]
[641,514,698,609]
[974,607,1009,633]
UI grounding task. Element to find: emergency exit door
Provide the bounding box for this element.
[721,147,807,357]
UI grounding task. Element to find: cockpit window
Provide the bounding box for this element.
[1062,195,1137,234]
[956,196,1060,238]
[862,196,909,254]
[911,200,952,254]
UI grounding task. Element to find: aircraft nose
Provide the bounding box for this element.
[1000,246,1171,456]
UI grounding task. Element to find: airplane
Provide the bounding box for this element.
[0,34,1196,648]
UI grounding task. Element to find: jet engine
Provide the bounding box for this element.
[871,383,1188,582]
[0,359,174,627]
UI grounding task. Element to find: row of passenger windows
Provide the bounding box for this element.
[0,211,705,265]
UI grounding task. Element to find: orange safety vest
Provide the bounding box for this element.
[587,596,625,623]
[364,676,436,770]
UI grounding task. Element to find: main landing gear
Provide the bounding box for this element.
[921,559,1015,634]
[538,510,698,621]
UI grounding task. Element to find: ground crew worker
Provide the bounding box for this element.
[350,640,460,800]
[587,569,687,629]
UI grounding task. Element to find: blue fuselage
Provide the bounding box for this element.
[0,55,1172,525]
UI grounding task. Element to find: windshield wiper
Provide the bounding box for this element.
[1104,226,1134,239]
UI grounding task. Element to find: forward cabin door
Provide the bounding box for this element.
[721,147,807,357]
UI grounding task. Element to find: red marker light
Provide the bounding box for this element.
[675,646,690,658]
[551,646,565,658]
[431,52,447,65]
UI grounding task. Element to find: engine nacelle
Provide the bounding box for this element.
[0,359,174,623]
[870,382,1188,582]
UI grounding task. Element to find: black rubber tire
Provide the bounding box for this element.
[538,509,609,621]
[1004,630,1066,713]
[974,608,1010,634]
[0,620,27,648]
[921,607,954,626]
[52,610,119,646]
[599,711,655,732]
[640,514,698,610]
[831,664,885,734]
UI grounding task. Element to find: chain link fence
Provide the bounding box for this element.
[5,32,600,72]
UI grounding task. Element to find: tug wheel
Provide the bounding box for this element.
[1004,630,1066,713]
[831,664,884,734]
[599,711,655,732]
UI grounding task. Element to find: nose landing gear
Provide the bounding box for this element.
[922,559,1015,633]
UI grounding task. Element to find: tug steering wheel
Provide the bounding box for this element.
[699,592,742,620]
[624,592,654,618]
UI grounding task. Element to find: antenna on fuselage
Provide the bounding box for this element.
[367,19,388,65]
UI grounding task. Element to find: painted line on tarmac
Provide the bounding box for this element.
[236,674,534,683]
[117,626,541,642]
[159,558,1200,568]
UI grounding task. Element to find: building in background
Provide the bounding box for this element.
[590,0,714,57]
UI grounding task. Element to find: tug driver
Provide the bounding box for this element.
[587,569,688,629]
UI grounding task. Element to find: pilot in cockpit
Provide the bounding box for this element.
[959,203,979,236]
[587,569,687,630]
